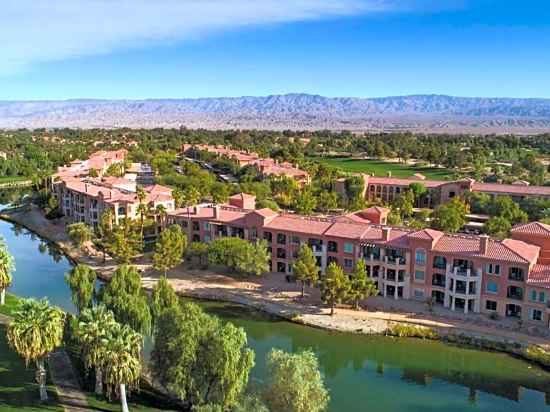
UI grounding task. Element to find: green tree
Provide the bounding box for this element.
[99,265,152,335]
[293,245,319,298]
[106,218,142,264]
[152,302,254,410]
[211,182,230,204]
[408,182,427,206]
[317,191,339,213]
[485,216,512,239]
[65,264,96,314]
[320,262,350,316]
[103,322,143,412]
[75,304,117,395]
[7,298,65,401]
[0,236,15,305]
[153,224,187,276]
[187,241,209,268]
[431,198,469,233]
[67,222,93,248]
[97,208,114,262]
[264,349,329,412]
[392,191,415,219]
[294,188,317,215]
[347,259,378,310]
[208,238,270,276]
[150,276,179,325]
[488,196,528,224]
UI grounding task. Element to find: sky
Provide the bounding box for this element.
[1,0,550,100]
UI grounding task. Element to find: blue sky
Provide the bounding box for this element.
[2,0,550,100]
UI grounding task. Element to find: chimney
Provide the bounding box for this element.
[382,227,392,242]
[479,235,489,255]
[84,183,88,192]
[213,205,220,219]
[193,205,199,215]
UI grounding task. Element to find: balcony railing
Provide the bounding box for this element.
[432,278,446,288]
[507,292,523,301]
[385,256,406,266]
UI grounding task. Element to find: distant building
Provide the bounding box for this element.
[360,175,550,207]
[51,150,174,228]
[182,144,310,185]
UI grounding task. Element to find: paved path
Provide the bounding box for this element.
[0,312,90,412]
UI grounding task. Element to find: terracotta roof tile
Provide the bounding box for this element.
[528,265,550,289]
[511,221,550,236]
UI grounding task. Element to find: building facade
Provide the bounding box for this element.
[168,194,550,329]
[51,150,175,228]
[361,175,550,207]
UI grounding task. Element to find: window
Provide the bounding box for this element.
[432,274,446,287]
[414,270,425,281]
[414,289,424,299]
[204,234,211,243]
[486,281,498,294]
[485,300,497,311]
[291,235,300,245]
[486,263,500,275]
[415,250,426,265]
[204,222,211,230]
[531,290,538,302]
[539,291,546,303]
[433,256,446,270]
[192,221,200,231]
[328,241,338,253]
[509,267,524,282]
[263,231,272,242]
[344,243,354,254]
[449,191,456,198]
[327,256,338,266]
[344,259,353,268]
[277,248,286,259]
[277,233,286,245]
[507,286,523,300]
[529,308,543,321]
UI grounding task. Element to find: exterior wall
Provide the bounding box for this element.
[167,205,550,328]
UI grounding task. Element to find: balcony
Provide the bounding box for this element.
[507,291,524,301]
[385,256,406,268]
[447,264,481,278]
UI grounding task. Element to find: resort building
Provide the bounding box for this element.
[182,144,310,184]
[51,150,174,227]
[168,193,550,329]
[362,175,550,207]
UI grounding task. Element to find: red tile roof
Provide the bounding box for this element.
[265,215,334,235]
[472,182,550,197]
[511,221,550,236]
[409,229,444,242]
[527,265,550,289]
[366,176,446,189]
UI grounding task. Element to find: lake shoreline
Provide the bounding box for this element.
[2,205,549,369]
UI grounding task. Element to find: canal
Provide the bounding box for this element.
[1,217,550,411]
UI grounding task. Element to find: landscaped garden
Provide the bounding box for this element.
[312,157,456,180]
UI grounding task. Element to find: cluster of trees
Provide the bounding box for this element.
[0,236,15,305]
[207,237,271,276]
[294,245,378,315]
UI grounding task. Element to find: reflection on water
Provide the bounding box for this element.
[1,217,550,412]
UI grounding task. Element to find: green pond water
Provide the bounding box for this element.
[1,217,550,411]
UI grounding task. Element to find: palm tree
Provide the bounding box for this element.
[0,236,15,305]
[67,222,93,248]
[7,299,65,401]
[75,305,117,395]
[103,322,142,412]
[182,187,201,233]
[172,187,184,208]
[136,203,149,238]
[155,204,167,230]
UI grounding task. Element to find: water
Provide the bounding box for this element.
[1,217,550,411]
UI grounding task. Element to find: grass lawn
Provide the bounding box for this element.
[0,176,29,184]
[0,324,62,411]
[312,157,455,180]
[85,383,179,411]
[0,293,23,317]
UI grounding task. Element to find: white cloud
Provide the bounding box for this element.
[0,0,396,75]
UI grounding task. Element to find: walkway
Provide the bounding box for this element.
[0,312,89,412]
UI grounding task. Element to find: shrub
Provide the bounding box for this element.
[385,324,438,339]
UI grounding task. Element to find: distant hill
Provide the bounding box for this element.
[2,93,550,133]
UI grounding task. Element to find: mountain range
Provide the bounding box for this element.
[2,93,550,133]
